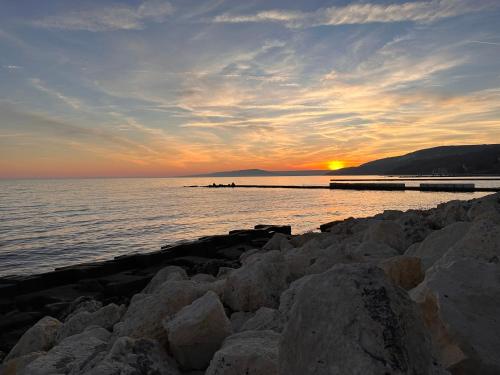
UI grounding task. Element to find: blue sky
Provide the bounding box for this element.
[1,0,500,177]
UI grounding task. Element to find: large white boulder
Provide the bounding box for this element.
[142,265,188,294]
[346,240,400,262]
[279,264,445,375]
[5,316,61,362]
[467,194,500,222]
[57,303,125,341]
[164,291,232,370]
[263,233,293,252]
[118,280,215,343]
[405,222,471,270]
[80,336,180,375]
[205,330,280,375]
[0,351,45,375]
[410,258,500,374]
[363,220,407,253]
[223,251,289,312]
[23,327,110,375]
[427,200,469,228]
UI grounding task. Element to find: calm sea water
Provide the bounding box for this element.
[0,176,496,277]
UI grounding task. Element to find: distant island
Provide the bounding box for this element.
[182,169,329,177]
[328,144,500,176]
[183,144,500,177]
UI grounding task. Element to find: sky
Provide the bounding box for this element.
[1,0,500,178]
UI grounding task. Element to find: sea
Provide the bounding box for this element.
[0,176,498,277]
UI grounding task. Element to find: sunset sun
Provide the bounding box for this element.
[327,160,345,170]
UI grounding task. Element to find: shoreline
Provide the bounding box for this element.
[2,192,500,373]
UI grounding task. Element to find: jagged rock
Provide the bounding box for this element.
[428,200,469,228]
[467,195,500,222]
[279,264,445,375]
[405,222,471,270]
[230,312,254,332]
[346,240,399,262]
[278,275,314,323]
[441,219,500,264]
[216,267,235,279]
[5,316,62,361]
[57,303,125,342]
[0,351,45,375]
[411,258,500,374]
[118,280,214,343]
[262,233,293,252]
[142,266,188,294]
[23,327,110,375]
[80,336,180,375]
[164,291,232,370]
[191,273,217,283]
[239,249,262,264]
[240,307,283,333]
[63,296,103,321]
[205,330,279,375]
[223,251,289,312]
[363,220,407,253]
[283,239,326,280]
[378,255,424,290]
[397,211,434,245]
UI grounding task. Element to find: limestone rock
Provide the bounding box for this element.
[428,200,469,228]
[57,303,125,342]
[23,327,110,375]
[205,330,279,375]
[262,233,293,252]
[63,297,103,321]
[223,251,289,312]
[405,222,471,270]
[346,240,400,262]
[191,273,216,283]
[279,264,444,375]
[142,266,188,294]
[378,255,424,290]
[363,220,407,253]
[5,316,62,361]
[164,291,232,370]
[118,280,211,343]
[0,351,45,375]
[229,312,254,332]
[411,258,500,374]
[467,195,500,222]
[80,336,180,375]
[240,307,283,333]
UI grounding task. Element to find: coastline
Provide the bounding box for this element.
[2,192,500,374]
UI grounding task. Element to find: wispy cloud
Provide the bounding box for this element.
[214,0,496,27]
[34,0,174,32]
[30,78,82,110]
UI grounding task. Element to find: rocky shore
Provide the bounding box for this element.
[1,193,500,374]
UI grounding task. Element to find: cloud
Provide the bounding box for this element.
[30,78,82,110]
[214,0,496,27]
[34,0,174,32]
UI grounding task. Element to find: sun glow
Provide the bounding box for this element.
[327,160,345,170]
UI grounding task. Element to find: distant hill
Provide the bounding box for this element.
[183,169,329,177]
[328,144,500,176]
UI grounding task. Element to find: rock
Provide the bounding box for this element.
[216,267,235,279]
[57,303,125,342]
[378,255,424,290]
[62,296,103,321]
[346,240,400,262]
[467,195,500,222]
[279,264,444,375]
[205,330,280,375]
[397,211,434,245]
[80,336,180,375]
[240,307,283,333]
[441,219,500,264]
[191,273,217,283]
[223,251,289,312]
[23,327,110,375]
[142,266,188,294]
[405,222,471,270]
[262,233,293,252]
[283,239,326,280]
[411,258,500,374]
[363,220,407,253]
[0,351,45,375]
[164,291,232,370]
[239,249,262,264]
[230,312,254,332]
[118,280,212,343]
[5,316,62,361]
[428,200,469,228]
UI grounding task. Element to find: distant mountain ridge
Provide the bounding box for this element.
[183,169,329,177]
[328,144,500,176]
